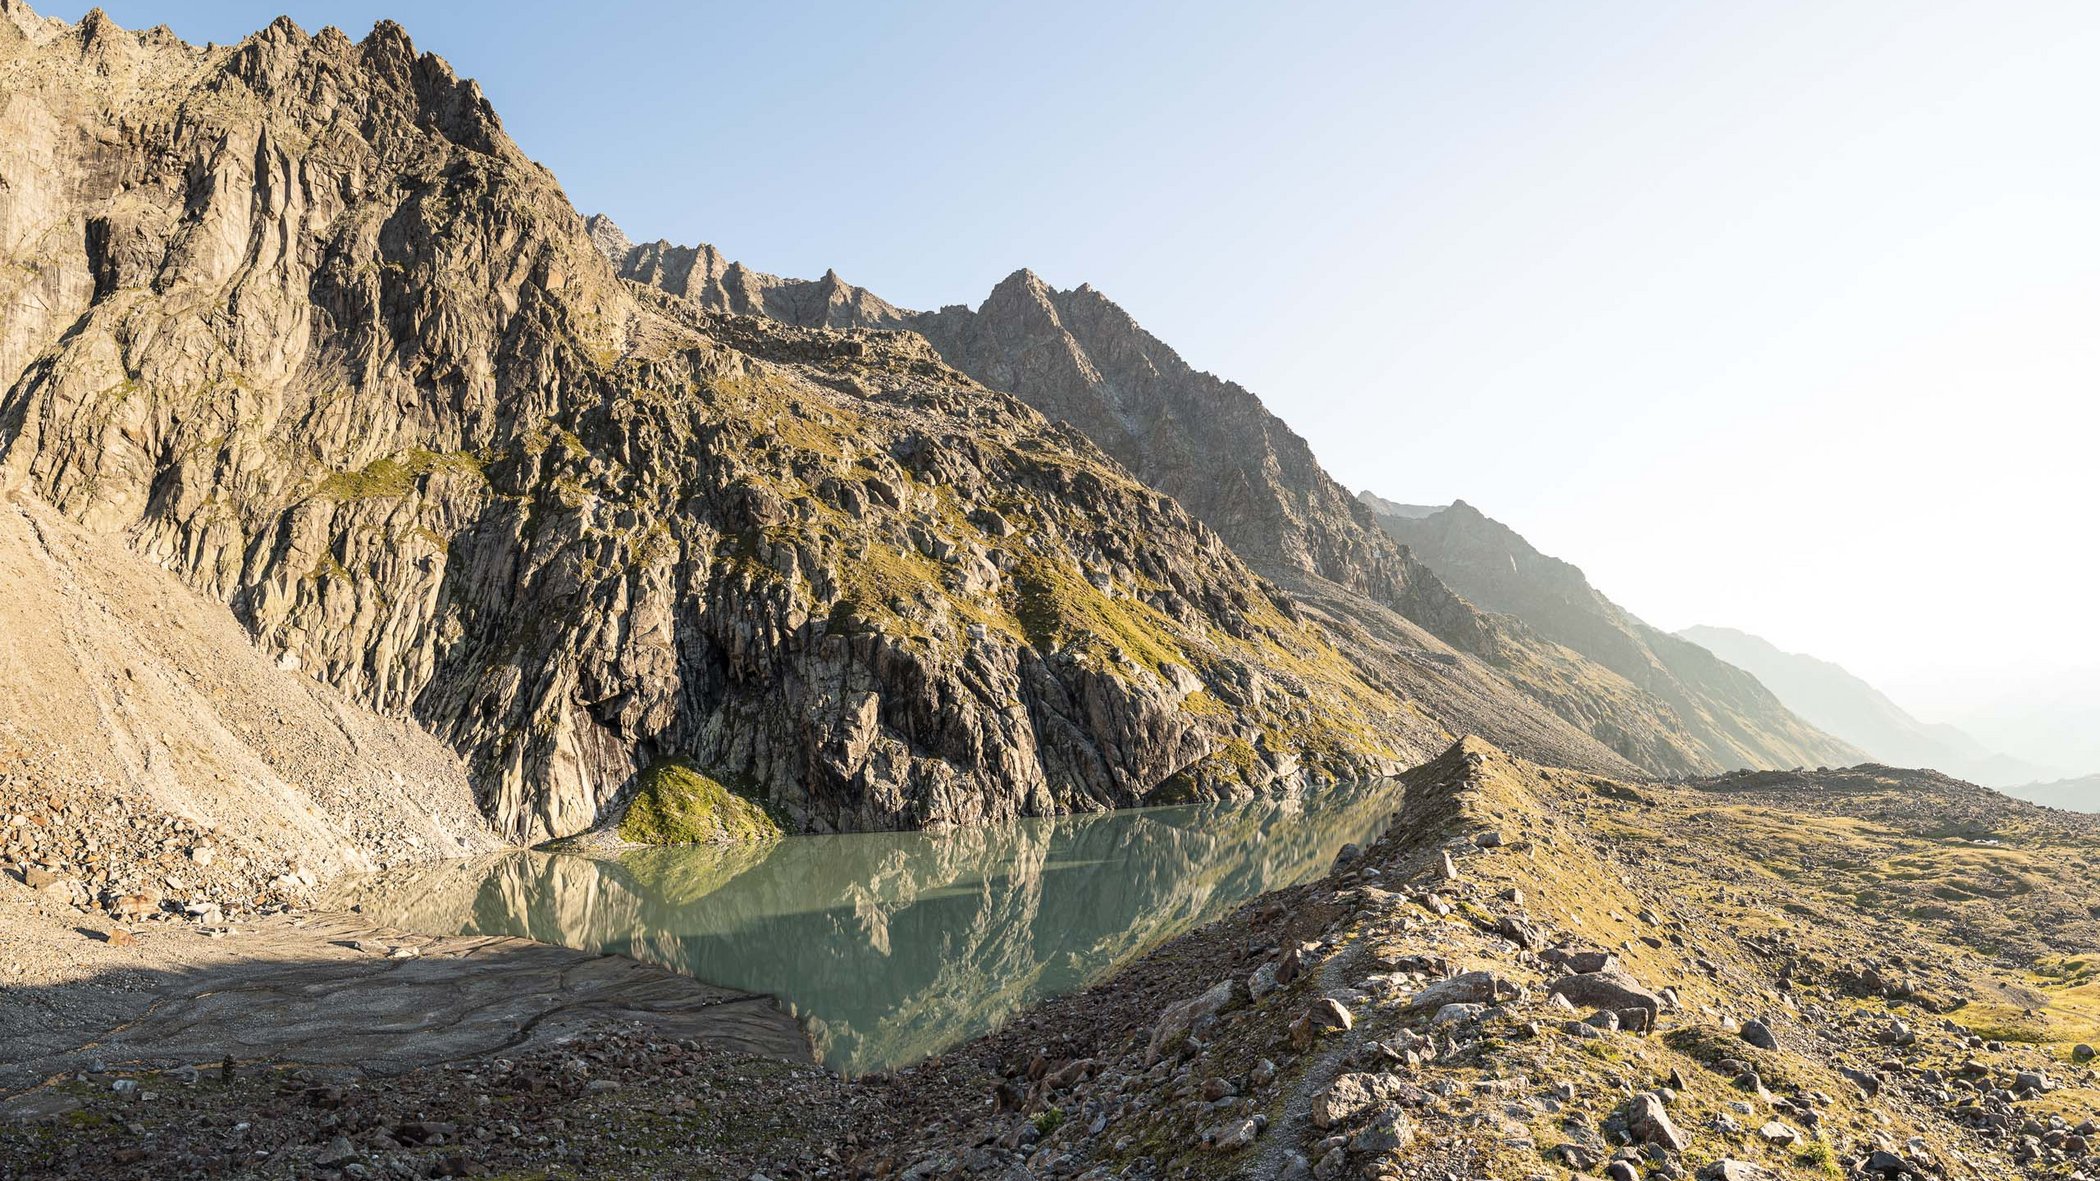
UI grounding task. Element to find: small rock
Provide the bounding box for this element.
[1739,1019,1778,1051]
[1432,1002,1485,1028]
[1208,1116,1261,1151]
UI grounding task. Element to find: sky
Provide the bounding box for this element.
[48,1,2100,762]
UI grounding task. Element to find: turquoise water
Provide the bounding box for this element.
[340,785,1399,1073]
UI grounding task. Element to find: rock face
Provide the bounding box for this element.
[594,230,1779,779]
[1365,498,1861,772]
[0,6,1422,842]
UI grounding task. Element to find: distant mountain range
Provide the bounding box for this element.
[1356,498,1862,773]
[1353,502,2096,811]
[1675,626,2056,788]
[2011,775,2100,812]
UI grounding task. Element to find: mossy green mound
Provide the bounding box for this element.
[618,761,783,846]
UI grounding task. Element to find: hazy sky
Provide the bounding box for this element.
[55,2,2100,739]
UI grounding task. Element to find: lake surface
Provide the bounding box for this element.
[337,785,1400,1073]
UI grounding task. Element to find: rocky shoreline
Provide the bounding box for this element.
[7,740,2099,1180]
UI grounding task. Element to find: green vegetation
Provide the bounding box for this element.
[618,759,783,847]
[312,448,487,501]
[1011,553,1184,676]
[1796,1140,1841,1176]
[1032,1106,1066,1136]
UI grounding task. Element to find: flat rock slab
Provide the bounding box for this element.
[1,913,810,1099]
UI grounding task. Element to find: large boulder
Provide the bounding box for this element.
[1616,1092,1687,1152]
[1406,970,1523,1011]
[1550,967,1661,1024]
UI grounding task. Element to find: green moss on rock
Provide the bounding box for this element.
[618,760,783,846]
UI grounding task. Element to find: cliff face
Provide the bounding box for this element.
[1367,499,1862,771]
[0,5,1432,843]
[595,229,1784,777]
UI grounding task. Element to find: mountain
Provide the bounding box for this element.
[2009,774,2100,813]
[1677,625,2052,787]
[594,227,1846,778]
[1361,499,1860,771]
[0,5,1454,844]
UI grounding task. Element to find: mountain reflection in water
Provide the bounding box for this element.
[339,785,1400,1073]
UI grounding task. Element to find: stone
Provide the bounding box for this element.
[1148,980,1239,1061]
[1439,850,1460,881]
[1347,1107,1414,1154]
[1312,1072,1408,1129]
[1408,970,1521,1011]
[1739,1019,1778,1051]
[2073,1043,2096,1063]
[21,866,56,890]
[1308,997,1353,1032]
[1606,1162,1639,1181]
[1617,1092,1687,1152]
[1208,1117,1261,1150]
[1549,968,1661,1024]
[2015,1069,2053,1093]
[1756,1121,1796,1146]
[317,1136,361,1167]
[1433,1001,1487,1028]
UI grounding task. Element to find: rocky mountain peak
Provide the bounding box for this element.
[1,2,1432,843]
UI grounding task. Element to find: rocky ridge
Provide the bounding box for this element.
[591,223,1853,781]
[1363,499,1862,772]
[0,4,1443,845]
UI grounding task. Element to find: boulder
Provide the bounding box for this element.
[1310,1072,1408,1129]
[1347,1107,1414,1154]
[1147,980,1239,1061]
[1739,1019,1779,1051]
[1549,968,1660,1024]
[1616,1092,1687,1152]
[1407,970,1521,1011]
[1545,947,1617,975]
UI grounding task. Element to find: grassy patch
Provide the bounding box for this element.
[618,760,783,847]
[1011,553,1184,677]
[312,448,487,501]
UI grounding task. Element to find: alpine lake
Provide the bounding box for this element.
[336,784,1401,1074]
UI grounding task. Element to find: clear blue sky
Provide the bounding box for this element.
[46,2,2100,757]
